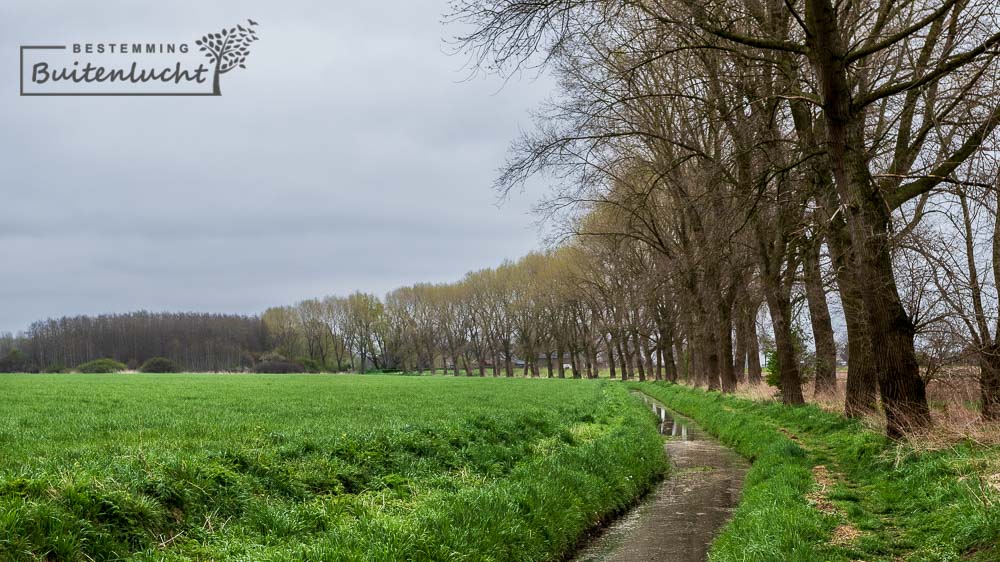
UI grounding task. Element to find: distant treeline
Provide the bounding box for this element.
[0,312,267,372]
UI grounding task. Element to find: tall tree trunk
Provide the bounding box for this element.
[734,315,748,384]
[803,236,838,397]
[658,321,677,382]
[718,316,737,392]
[805,0,930,436]
[625,335,638,380]
[663,332,678,382]
[690,344,702,385]
[606,335,617,380]
[787,60,876,416]
[618,339,631,381]
[675,335,688,382]
[826,203,878,417]
[764,289,805,405]
[634,329,647,381]
[703,325,721,390]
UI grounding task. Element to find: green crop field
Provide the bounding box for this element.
[0,374,665,561]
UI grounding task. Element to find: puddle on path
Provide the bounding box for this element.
[573,393,749,562]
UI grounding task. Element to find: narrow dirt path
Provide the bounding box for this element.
[573,393,749,562]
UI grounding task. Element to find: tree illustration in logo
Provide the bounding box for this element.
[195,19,259,96]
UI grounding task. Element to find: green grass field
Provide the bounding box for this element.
[0,375,666,561]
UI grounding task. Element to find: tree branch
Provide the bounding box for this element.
[846,0,960,63]
[855,31,1000,108]
[887,101,1000,209]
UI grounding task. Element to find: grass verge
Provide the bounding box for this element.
[0,375,666,561]
[631,381,1000,562]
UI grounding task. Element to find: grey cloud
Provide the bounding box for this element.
[0,0,552,332]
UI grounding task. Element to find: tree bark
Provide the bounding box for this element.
[734,315,748,384]
[634,329,647,381]
[803,236,838,397]
[822,188,878,417]
[981,348,1000,422]
[675,335,689,382]
[746,316,762,384]
[718,316,737,392]
[659,322,678,382]
[664,336,678,382]
[764,289,805,404]
[841,268,879,418]
[618,338,631,380]
[703,326,722,391]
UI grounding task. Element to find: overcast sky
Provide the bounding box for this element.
[1,1,555,333]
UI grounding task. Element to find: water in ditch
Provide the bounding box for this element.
[573,392,749,562]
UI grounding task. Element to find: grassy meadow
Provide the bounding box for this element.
[0,375,666,561]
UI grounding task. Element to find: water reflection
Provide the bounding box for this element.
[636,393,696,440]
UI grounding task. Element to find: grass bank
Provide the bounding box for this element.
[0,375,665,560]
[632,381,1000,561]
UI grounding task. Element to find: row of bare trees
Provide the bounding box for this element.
[262,239,767,384]
[445,0,1000,435]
